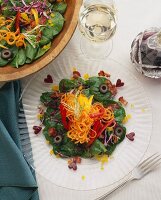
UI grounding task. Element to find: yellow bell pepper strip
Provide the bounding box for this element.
[20,13,31,25]
[31,8,39,26]
[0,44,8,49]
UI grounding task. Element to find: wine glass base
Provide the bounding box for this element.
[80,36,113,60]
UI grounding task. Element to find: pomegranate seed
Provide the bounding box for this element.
[33,126,42,134]
[68,161,78,170]
[98,70,110,77]
[75,157,81,164]
[44,74,53,83]
[73,71,81,79]
[72,164,77,171]
[68,162,74,169]
[116,79,124,87]
[119,96,128,106]
[48,127,56,136]
[126,132,135,141]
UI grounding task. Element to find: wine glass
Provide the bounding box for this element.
[78,0,117,59]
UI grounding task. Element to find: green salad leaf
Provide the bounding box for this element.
[48,12,65,36]
[25,42,38,63]
[90,139,107,155]
[0,45,18,67]
[10,47,26,68]
[0,57,9,67]
[52,2,67,14]
[59,79,77,92]
[42,26,54,40]
[85,77,112,103]
[35,42,51,60]
[40,92,53,104]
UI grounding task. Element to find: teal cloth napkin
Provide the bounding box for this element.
[0,81,39,200]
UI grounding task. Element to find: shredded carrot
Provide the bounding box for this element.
[0,29,26,47]
[61,92,115,144]
[0,16,26,48]
[6,32,17,45]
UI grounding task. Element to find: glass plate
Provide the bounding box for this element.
[20,55,152,190]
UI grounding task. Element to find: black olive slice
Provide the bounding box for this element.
[99,84,108,94]
[54,135,62,144]
[114,126,124,137]
[1,49,12,60]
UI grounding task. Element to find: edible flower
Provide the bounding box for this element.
[77,94,93,113]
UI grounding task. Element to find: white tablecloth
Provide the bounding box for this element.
[22,0,161,199]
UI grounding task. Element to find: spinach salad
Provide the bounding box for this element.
[34,71,132,170]
[0,0,67,68]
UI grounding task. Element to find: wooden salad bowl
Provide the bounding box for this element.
[0,0,82,82]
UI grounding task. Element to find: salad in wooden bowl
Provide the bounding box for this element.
[0,0,82,81]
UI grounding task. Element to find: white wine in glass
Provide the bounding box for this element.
[78,0,117,59]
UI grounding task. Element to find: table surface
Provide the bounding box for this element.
[22,0,161,199]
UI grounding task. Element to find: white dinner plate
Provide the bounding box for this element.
[20,54,152,190]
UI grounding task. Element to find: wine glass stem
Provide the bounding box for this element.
[80,36,113,59]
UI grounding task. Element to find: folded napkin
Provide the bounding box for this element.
[0,81,39,200]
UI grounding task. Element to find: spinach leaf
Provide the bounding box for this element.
[43,128,55,146]
[86,77,107,87]
[0,57,9,67]
[85,77,112,103]
[92,91,112,103]
[55,123,65,133]
[114,106,126,123]
[43,117,57,129]
[17,48,26,66]
[54,112,62,121]
[46,107,55,117]
[42,26,54,40]
[48,12,64,36]
[0,45,18,67]
[40,92,53,104]
[106,144,116,155]
[39,36,51,46]
[35,42,51,60]
[59,78,86,92]
[57,134,83,157]
[90,139,107,155]
[52,2,67,14]
[26,42,38,62]
[81,149,93,158]
[10,47,26,68]
[82,88,91,98]
[59,79,78,92]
